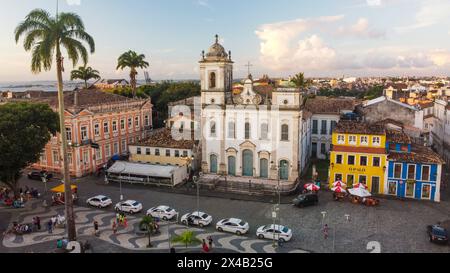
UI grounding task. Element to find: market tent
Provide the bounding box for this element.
[50,184,77,193]
[304,183,320,191]
[348,188,372,198]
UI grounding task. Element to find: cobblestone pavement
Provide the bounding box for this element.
[1,174,449,253]
[1,199,306,253]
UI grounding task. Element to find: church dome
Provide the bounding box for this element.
[204,35,229,61]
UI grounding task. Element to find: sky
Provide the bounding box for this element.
[0,0,450,82]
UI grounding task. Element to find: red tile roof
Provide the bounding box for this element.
[388,145,444,164]
[334,121,385,135]
[305,97,355,114]
[132,128,196,149]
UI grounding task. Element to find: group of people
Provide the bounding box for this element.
[202,236,214,253]
[2,222,32,235]
[46,214,66,234]
[1,186,40,209]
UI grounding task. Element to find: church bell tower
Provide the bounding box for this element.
[200,35,234,106]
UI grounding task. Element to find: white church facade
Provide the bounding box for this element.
[199,36,305,185]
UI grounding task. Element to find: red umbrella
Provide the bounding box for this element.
[333,181,346,188]
[331,186,347,193]
[304,183,320,191]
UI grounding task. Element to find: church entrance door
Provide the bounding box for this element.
[242,150,254,177]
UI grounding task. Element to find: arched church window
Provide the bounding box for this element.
[228,121,235,139]
[210,121,216,137]
[210,72,216,88]
[281,124,289,141]
[245,122,251,140]
[261,123,268,140]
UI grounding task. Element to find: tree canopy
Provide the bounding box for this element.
[0,102,59,192]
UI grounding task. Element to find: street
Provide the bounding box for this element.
[1,174,449,253]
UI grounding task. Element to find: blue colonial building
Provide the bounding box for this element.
[385,129,444,202]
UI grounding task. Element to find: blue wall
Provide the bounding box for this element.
[387,161,438,201]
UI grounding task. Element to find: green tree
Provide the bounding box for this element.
[171,230,202,249]
[15,8,95,241]
[116,50,149,98]
[0,102,59,196]
[291,72,311,90]
[70,65,100,89]
[139,215,156,248]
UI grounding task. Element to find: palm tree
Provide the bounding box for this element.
[15,9,95,241]
[139,216,156,248]
[116,50,149,98]
[70,66,100,89]
[291,72,311,90]
[171,230,202,249]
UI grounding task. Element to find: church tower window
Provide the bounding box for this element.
[210,121,216,137]
[281,124,289,141]
[209,72,216,88]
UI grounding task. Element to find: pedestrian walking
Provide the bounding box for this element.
[112,221,117,234]
[208,236,213,250]
[323,224,329,240]
[123,215,128,228]
[32,217,37,231]
[36,216,41,231]
[116,213,121,225]
[51,216,57,228]
[202,239,210,253]
[94,221,99,236]
[47,220,53,234]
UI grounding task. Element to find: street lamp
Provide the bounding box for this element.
[116,162,126,201]
[168,212,179,250]
[193,175,200,213]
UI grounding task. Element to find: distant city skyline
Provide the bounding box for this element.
[1,0,450,82]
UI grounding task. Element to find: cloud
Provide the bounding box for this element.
[255,15,450,73]
[66,0,81,5]
[197,0,213,10]
[366,0,382,6]
[396,0,450,32]
[337,18,385,39]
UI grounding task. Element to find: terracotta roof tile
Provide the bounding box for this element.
[334,121,385,135]
[305,98,355,114]
[132,128,195,150]
[388,145,445,164]
[386,129,412,144]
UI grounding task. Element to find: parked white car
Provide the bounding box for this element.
[181,211,213,228]
[256,224,293,242]
[147,205,178,221]
[114,200,143,214]
[86,195,112,208]
[216,218,249,235]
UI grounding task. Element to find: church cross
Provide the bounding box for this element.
[245,61,253,76]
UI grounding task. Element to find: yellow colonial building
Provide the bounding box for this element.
[329,121,388,194]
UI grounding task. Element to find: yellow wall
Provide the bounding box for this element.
[131,154,189,166]
[332,133,386,147]
[329,132,387,194]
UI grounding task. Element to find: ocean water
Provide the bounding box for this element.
[0,80,158,92]
[0,81,81,92]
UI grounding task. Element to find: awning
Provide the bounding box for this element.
[107,161,177,179]
[51,184,77,193]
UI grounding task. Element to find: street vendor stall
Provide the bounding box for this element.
[50,184,78,205]
[332,186,347,201]
[348,188,379,206]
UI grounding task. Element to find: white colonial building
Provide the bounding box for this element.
[199,36,303,186]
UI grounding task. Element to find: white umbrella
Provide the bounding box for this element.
[353,183,368,189]
[348,188,372,198]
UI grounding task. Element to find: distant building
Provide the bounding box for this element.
[94,79,129,89]
[305,97,356,159]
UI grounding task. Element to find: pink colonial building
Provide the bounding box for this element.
[29,89,152,178]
